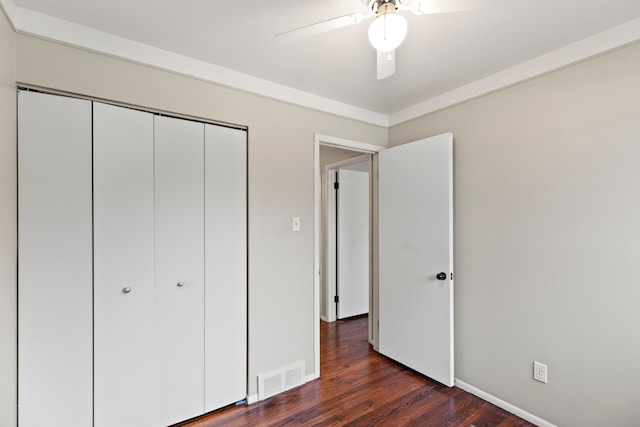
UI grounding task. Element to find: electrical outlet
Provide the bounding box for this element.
[533,361,547,384]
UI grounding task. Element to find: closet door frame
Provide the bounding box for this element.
[18,89,249,426]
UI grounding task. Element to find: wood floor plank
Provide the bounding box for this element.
[177,317,537,427]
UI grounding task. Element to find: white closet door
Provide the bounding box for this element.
[17,91,93,427]
[93,103,155,427]
[154,115,205,426]
[204,124,247,411]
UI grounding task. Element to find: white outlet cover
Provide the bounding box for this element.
[533,361,548,383]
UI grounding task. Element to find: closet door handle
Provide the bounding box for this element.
[177,282,184,288]
[122,287,132,294]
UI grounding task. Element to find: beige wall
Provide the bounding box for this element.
[390,42,640,426]
[13,18,640,426]
[15,34,387,398]
[0,7,16,427]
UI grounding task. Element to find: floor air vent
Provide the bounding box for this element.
[257,360,305,400]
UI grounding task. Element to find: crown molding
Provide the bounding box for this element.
[13,7,389,127]
[389,16,640,127]
[10,5,640,129]
[0,0,15,29]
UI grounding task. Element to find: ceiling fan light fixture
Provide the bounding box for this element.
[368,5,407,52]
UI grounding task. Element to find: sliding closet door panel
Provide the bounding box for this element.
[204,125,247,411]
[17,91,93,427]
[154,115,205,426]
[93,103,155,427]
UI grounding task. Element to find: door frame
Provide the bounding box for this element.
[325,154,371,323]
[313,134,383,379]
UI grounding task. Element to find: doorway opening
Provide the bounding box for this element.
[313,134,384,378]
[314,132,454,390]
[326,155,370,323]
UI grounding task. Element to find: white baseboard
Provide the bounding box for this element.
[247,374,552,426]
[320,315,328,322]
[305,372,319,383]
[454,379,556,427]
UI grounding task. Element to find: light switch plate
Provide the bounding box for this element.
[292,217,301,232]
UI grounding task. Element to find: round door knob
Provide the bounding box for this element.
[436,272,447,281]
[177,282,184,288]
[122,287,132,294]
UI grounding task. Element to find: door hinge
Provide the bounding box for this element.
[334,182,339,190]
[334,295,339,303]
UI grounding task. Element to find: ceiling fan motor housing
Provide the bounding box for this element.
[365,0,404,15]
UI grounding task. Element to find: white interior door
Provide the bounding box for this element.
[337,168,370,319]
[18,91,93,427]
[154,115,205,426]
[378,133,454,387]
[93,102,155,427]
[204,124,247,411]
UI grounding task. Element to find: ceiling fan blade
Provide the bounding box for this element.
[409,0,513,15]
[377,50,395,80]
[276,13,368,42]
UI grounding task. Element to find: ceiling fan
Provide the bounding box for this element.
[277,0,512,80]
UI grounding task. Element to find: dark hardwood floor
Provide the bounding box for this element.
[178,316,536,426]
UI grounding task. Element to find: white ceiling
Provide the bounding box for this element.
[8,0,640,123]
